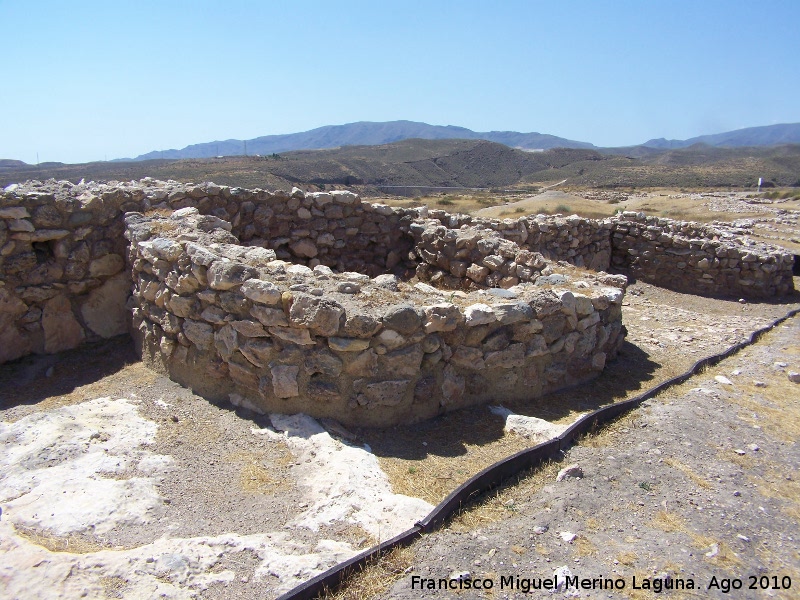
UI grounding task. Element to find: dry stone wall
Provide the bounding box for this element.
[125,206,628,426]
[0,181,138,363]
[168,184,418,277]
[1,178,795,424]
[425,210,613,271]
[610,212,795,298]
[409,215,611,290]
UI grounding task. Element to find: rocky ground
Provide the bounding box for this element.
[0,347,432,599]
[379,312,800,600]
[1,276,798,599]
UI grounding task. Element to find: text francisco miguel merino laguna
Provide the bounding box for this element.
[411,573,698,593]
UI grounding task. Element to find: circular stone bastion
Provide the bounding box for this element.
[124,191,628,427]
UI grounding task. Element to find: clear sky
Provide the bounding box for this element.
[2,0,799,164]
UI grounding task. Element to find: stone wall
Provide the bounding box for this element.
[0,181,137,363]
[168,184,418,277]
[125,207,627,426]
[0,179,419,366]
[1,179,795,377]
[610,212,795,298]
[424,210,613,271]
[409,216,611,290]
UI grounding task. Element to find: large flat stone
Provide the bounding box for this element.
[80,273,130,338]
[43,295,85,354]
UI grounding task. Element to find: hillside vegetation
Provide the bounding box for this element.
[2,139,799,192]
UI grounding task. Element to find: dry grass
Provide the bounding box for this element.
[449,459,562,531]
[375,411,533,505]
[617,571,701,600]
[750,468,800,522]
[650,512,741,570]
[474,191,614,220]
[156,407,224,446]
[755,543,800,600]
[585,517,601,532]
[650,510,687,534]
[386,189,800,243]
[229,450,292,494]
[573,536,598,557]
[720,355,800,443]
[663,458,713,490]
[379,435,533,505]
[333,524,378,550]
[143,207,177,218]
[25,362,158,416]
[100,575,129,598]
[616,550,638,566]
[320,546,415,600]
[576,409,646,449]
[385,192,519,214]
[138,217,178,236]
[239,461,282,493]
[629,195,762,223]
[13,524,116,554]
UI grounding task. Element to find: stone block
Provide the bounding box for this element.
[207,261,259,290]
[43,295,85,353]
[355,379,410,407]
[423,303,463,333]
[183,320,214,348]
[269,363,300,398]
[81,273,130,338]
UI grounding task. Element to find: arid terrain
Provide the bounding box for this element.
[3,138,800,192]
[1,188,799,600]
[374,312,800,600]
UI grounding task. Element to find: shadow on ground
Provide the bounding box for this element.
[1,334,659,466]
[0,336,138,410]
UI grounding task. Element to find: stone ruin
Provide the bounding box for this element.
[1,179,795,425]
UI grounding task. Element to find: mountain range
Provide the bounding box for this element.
[121,121,595,161]
[642,123,800,149]
[119,121,800,162]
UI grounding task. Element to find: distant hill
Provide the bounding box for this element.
[3,138,799,191]
[121,120,596,161]
[643,123,800,149]
[0,159,30,170]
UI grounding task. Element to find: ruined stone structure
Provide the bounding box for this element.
[124,206,626,425]
[1,179,795,424]
[0,182,134,364]
[611,213,795,298]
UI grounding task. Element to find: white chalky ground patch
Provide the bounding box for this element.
[0,399,432,597]
[0,519,355,599]
[489,406,572,441]
[0,397,168,535]
[265,413,434,539]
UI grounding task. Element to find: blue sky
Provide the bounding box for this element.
[2,0,798,164]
